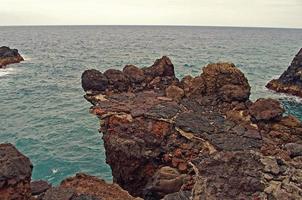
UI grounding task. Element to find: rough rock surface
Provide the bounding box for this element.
[266,48,302,97]
[82,56,302,199]
[0,143,33,200]
[0,46,24,68]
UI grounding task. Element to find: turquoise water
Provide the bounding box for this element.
[0,26,302,184]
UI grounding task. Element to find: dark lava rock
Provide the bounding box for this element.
[266,48,302,97]
[83,56,302,199]
[0,46,24,68]
[249,98,284,122]
[0,143,33,200]
[31,180,52,196]
[71,194,100,200]
[81,69,109,92]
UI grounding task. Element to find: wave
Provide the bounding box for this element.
[0,67,18,77]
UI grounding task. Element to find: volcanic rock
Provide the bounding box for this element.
[266,48,302,97]
[0,143,33,200]
[82,57,302,199]
[81,69,109,92]
[31,180,51,196]
[0,46,24,68]
[60,173,141,200]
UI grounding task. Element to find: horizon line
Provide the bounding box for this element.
[0,24,302,30]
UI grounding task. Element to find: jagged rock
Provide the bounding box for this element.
[0,143,33,200]
[31,180,51,196]
[82,56,302,199]
[249,98,284,122]
[285,143,302,158]
[0,46,24,68]
[81,69,109,92]
[143,56,175,78]
[266,48,302,97]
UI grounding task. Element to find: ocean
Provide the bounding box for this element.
[0,26,302,185]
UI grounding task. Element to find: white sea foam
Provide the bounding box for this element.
[0,67,17,77]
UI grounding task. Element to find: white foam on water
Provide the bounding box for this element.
[0,67,18,77]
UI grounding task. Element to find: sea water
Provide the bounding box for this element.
[0,26,302,184]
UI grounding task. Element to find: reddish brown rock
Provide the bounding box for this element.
[266,48,302,97]
[165,85,184,101]
[0,46,24,68]
[249,98,285,122]
[82,56,302,199]
[123,65,145,83]
[60,173,141,200]
[0,143,33,200]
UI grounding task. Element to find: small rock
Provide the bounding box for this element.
[31,180,52,196]
[285,143,302,158]
[165,85,184,101]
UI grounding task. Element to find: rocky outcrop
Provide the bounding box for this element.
[0,143,33,200]
[0,46,24,68]
[266,48,302,97]
[0,143,139,200]
[82,57,302,199]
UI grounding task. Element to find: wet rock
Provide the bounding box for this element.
[0,143,33,200]
[165,85,184,101]
[249,98,284,122]
[81,69,109,92]
[31,180,51,196]
[266,48,302,97]
[0,46,24,68]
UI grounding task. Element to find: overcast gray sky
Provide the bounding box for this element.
[1,0,301,28]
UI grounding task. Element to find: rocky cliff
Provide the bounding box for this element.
[0,46,24,68]
[266,48,302,97]
[82,56,302,200]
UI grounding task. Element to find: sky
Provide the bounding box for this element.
[0,0,302,28]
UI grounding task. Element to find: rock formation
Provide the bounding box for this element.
[0,143,33,200]
[266,48,302,97]
[0,143,139,200]
[0,46,24,68]
[82,57,302,199]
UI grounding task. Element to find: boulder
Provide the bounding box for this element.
[266,48,302,97]
[249,98,284,122]
[165,85,184,101]
[123,65,145,83]
[81,69,108,92]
